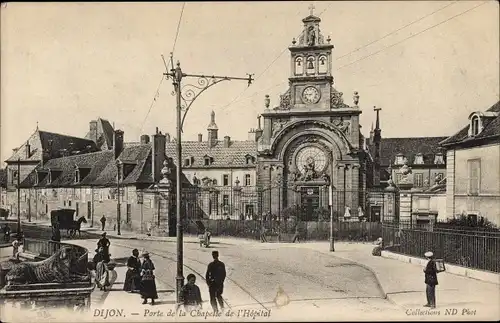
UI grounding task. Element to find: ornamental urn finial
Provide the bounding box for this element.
[265,95,270,110]
[292,38,297,45]
[353,91,360,106]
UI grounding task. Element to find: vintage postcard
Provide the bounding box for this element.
[0,1,499,322]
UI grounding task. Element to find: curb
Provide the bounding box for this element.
[381,250,500,285]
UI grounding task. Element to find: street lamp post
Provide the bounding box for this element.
[329,183,335,252]
[17,158,21,234]
[163,54,253,302]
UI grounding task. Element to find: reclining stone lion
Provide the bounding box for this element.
[5,245,90,285]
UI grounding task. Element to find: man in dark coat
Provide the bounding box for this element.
[205,251,226,313]
[423,251,438,308]
[97,232,111,262]
[124,248,141,292]
[100,215,106,231]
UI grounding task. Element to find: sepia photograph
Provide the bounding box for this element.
[0,1,499,322]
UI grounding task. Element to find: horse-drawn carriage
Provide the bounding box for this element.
[51,209,87,239]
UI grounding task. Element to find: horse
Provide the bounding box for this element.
[66,216,88,238]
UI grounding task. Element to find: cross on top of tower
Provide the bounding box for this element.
[308,3,315,16]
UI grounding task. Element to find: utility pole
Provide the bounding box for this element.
[163,53,253,302]
[16,158,21,234]
[116,160,122,236]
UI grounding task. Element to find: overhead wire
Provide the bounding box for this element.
[336,1,458,59]
[336,1,488,70]
[220,1,487,112]
[140,2,186,132]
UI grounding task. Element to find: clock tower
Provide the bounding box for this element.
[256,7,366,224]
[288,7,334,110]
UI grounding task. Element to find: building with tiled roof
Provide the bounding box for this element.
[440,101,500,226]
[166,111,260,220]
[84,118,116,151]
[4,127,99,192]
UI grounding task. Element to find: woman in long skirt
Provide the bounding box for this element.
[140,252,158,305]
[94,248,110,291]
[124,249,141,293]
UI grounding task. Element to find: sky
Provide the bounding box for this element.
[1,1,499,164]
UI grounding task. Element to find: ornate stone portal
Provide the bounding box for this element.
[256,10,365,221]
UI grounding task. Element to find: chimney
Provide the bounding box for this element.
[113,130,124,159]
[248,128,255,141]
[26,141,31,159]
[165,133,171,142]
[89,120,98,143]
[207,110,218,148]
[152,131,167,182]
[68,141,74,155]
[255,115,263,142]
[198,133,203,142]
[140,135,150,144]
[223,136,231,148]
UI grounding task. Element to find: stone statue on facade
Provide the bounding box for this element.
[300,157,318,181]
[307,26,316,46]
[344,206,351,218]
[335,118,351,135]
[398,161,413,185]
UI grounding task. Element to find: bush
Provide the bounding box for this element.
[372,246,382,256]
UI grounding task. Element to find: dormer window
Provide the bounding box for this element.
[184,156,194,167]
[395,154,405,166]
[75,168,80,183]
[204,155,214,166]
[245,154,255,165]
[468,113,484,137]
[414,153,424,165]
[434,153,445,165]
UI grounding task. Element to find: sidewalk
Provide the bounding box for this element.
[288,241,499,319]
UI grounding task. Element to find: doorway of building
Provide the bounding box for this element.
[370,205,381,222]
[300,187,320,221]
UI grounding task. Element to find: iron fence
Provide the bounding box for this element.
[382,221,500,273]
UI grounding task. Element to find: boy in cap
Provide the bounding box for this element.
[179,273,203,311]
[423,251,438,308]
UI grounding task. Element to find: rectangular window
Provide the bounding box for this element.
[414,173,423,187]
[245,204,254,217]
[245,174,251,186]
[223,175,229,186]
[414,154,424,165]
[222,194,229,206]
[467,159,481,195]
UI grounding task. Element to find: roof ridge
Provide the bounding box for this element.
[39,130,94,141]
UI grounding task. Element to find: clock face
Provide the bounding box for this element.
[302,86,320,104]
[295,146,328,174]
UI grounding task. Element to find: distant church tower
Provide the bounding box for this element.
[256,6,366,221]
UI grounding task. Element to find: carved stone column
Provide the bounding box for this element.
[151,161,172,237]
[336,164,346,221]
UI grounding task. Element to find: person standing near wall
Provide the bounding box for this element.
[100,215,106,231]
[423,251,438,308]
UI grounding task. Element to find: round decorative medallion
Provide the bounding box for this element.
[302,86,320,104]
[295,146,328,174]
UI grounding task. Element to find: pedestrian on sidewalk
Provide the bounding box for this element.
[12,239,20,258]
[205,250,226,313]
[139,251,158,305]
[100,215,106,231]
[95,247,111,291]
[97,232,111,263]
[178,273,203,311]
[423,251,438,308]
[124,248,141,293]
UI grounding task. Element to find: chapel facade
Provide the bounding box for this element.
[256,12,367,221]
